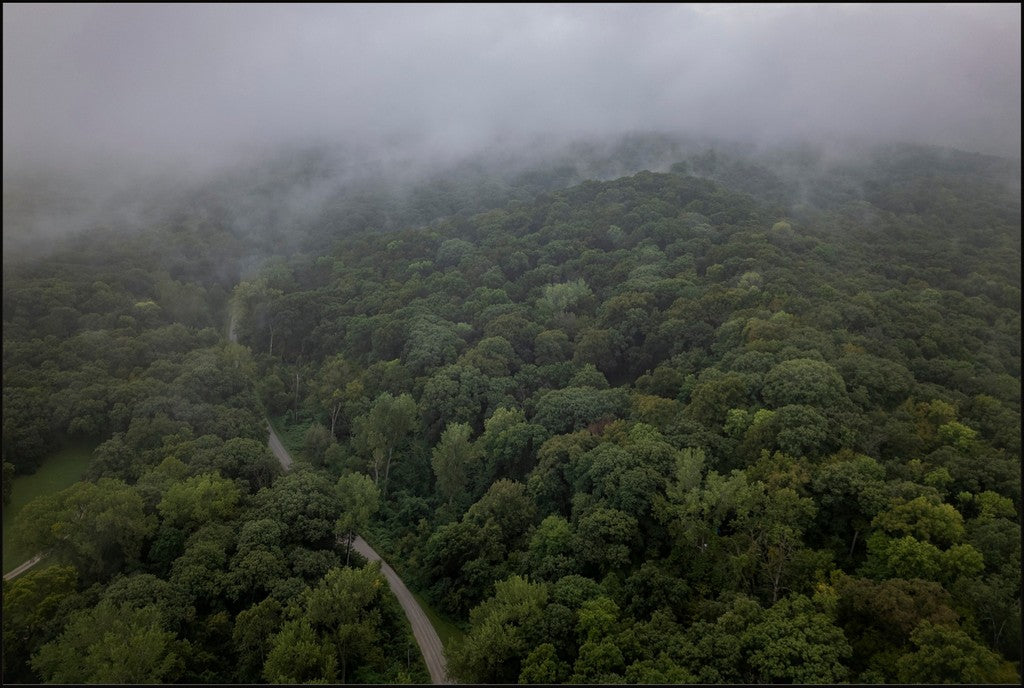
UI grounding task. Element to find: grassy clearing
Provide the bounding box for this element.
[3,441,95,574]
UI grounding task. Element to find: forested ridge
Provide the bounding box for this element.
[2,139,1021,684]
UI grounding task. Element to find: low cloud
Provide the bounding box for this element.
[3,4,1019,179]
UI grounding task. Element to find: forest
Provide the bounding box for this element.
[2,135,1021,684]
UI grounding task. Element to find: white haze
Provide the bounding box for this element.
[2,4,1020,254]
[4,4,1020,173]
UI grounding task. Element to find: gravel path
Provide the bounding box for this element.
[3,553,44,581]
[352,535,450,684]
[8,316,450,682]
[265,418,450,683]
[266,421,293,471]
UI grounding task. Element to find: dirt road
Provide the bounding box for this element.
[3,553,44,581]
[266,421,293,471]
[8,316,450,680]
[265,419,450,683]
[352,535,450,684]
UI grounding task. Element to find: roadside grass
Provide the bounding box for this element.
[3,441,95,574]
[409,588,467,650]
[268,413,312,465]
[360,528,468,650]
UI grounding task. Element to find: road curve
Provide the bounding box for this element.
[3,553,44,581]
[352,535,450,684]
[9,311,452,683]
[264,417,450,683]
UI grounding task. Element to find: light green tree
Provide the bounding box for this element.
[352,392,418,494]
[262,617,337,684]
[448,575,548,683]
[895,620,1020,684]
[431,422,480,505]
[304,422,335,467]
[32,600,184,683]
[157,472,241,532]
[15,478,156,580]
[335,472,380,564]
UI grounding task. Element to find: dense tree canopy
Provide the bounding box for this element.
[2,137,1019,684]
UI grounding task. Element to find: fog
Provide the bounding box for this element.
[5,4,1020,171]
[3,4,1020,254]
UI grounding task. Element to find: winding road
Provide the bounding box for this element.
[352,535,449,684]
[6,310,451,683]
[265,395,451,684]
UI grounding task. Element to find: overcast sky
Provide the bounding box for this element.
[3,3,1021,175]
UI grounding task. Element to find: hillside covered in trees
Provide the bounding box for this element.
[2,137,1021,684]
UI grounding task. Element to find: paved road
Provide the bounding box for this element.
[265,417,450,683]
[3,553,44,581]
[352,535,450,684]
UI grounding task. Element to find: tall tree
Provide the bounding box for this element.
[351,392,417,494]
[311,354,356,437]
[31,600,184,684]
[15,478,156,580]
[335,472,380,565]
[431,422,481,506]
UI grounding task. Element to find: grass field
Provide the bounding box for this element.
[3,442,95,574]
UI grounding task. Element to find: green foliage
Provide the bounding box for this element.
[423,480,537,616]
[538,279,593,316]
[262,617,338,683]
[2,565,81,682]
[102,573,195,630]
[518,642,570,683]
[682,593,850,683]
[762,358,847,409]
[2,461,13,507]
[477,407,549,487]
[3,137,1020,682]
[431,422,481,504]
[253,469,344,549]
[303,422,335,467]
[895,620,1020,684]
[260,563,421,684]
[532,386,627,435]
[534,329,573,364]
[743,595,851,683]
[872,495,966,547]
[2,441,93,572]
[352,392,418,491]
[15,478,156,580]
[157,472,241,531]
[833,573,959,680]
[32,600,185,683]
[335,472,380,562]
[573,506,639,574]
[448,575,548,683]
[233,596,283,683]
